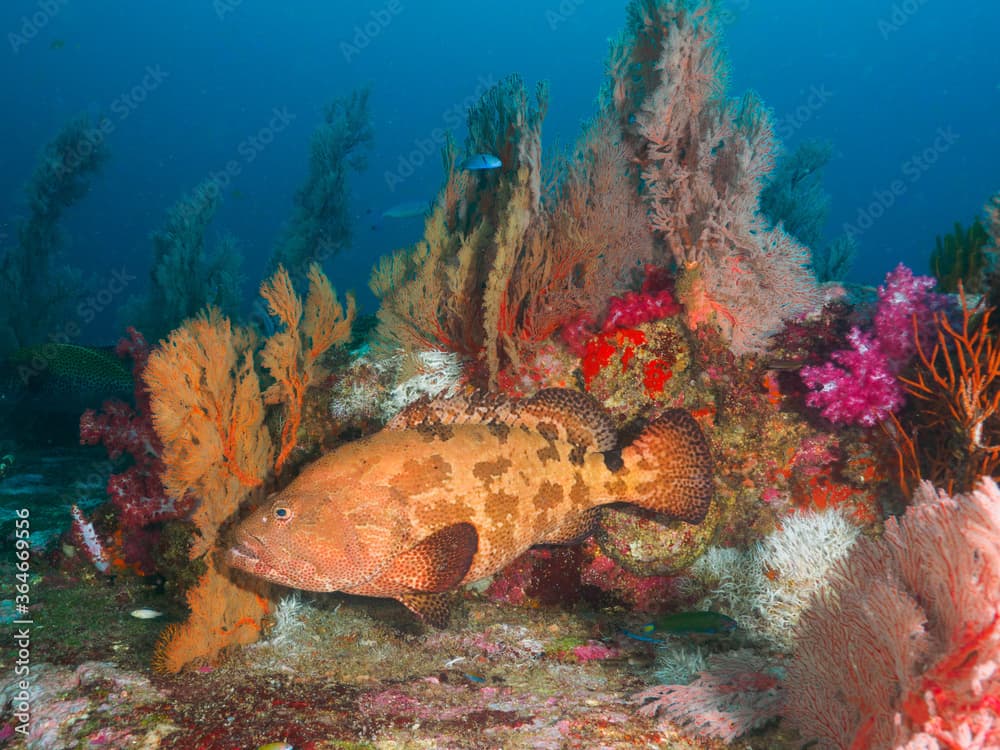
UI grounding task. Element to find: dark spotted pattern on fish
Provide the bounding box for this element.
[228,389,713,624]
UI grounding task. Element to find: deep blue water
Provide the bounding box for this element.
[1,0,998,345]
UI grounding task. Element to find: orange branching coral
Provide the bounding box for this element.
[151,551,269,674]
[260,263,355,471]
[897,287,1000,493]
[144,264,353,672]
[145,308,273,672]
[145,307,272,555]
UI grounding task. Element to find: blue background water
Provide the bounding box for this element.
[1,0,997,345]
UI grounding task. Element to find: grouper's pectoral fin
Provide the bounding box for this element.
[385,521,478,592]
[398,591,457,628]
[379,522,477,628]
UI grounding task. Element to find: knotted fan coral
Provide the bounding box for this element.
[785,477,1000,749]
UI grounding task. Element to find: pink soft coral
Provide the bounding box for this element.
[801,264,944,426]
[800,327,903,427]
[77,328,194,571]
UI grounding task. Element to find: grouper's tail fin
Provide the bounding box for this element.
[619,410,714,524]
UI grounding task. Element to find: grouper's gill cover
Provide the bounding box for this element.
[228,388,713,625]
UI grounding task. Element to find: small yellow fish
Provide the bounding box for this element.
[130,608,163,619]
[257,743,293,750]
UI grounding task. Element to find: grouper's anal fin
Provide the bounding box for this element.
[398,591,457,628]
[379,522,477,628]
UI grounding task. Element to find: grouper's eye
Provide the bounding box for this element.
[273,506,292,521]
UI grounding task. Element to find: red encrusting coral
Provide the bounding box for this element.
[579,540,678,613]
[643,358,674,396]
[562,264,680,357]
[486,547,583,608]
[580,328,647,390]
[564,266,683,397]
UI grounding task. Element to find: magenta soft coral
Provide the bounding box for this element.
[76,328,193,569]
[800,327,903,427]
[801,263,945,426]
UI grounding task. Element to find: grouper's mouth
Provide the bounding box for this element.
[228,543,259,563]
[227,537,263,568]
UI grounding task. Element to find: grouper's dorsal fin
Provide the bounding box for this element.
[518,389,618,453]
[376,522,478,594]
[387,388,617,454]
[386,390,516,431]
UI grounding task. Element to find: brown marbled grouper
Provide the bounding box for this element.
[227,388,713,625]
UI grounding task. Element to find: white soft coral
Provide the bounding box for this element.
[689,507,861,651]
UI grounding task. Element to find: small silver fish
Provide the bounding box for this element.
[382,200,431,219]
[130,608,163,619]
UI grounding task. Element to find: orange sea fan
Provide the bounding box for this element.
[144,307,272,556]
[144,265,353,672]
[260,263,355,471]
[152,556,269,674]
[144,308,274,672]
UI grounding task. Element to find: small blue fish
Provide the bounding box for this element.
[621,629,664,644]
[461,153,502,171]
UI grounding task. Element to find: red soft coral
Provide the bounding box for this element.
[78,328,194,571]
